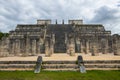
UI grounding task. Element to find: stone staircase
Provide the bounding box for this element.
[84,60,120,70]
[0,61,35,71]
[0,60,120,71]
[42,61,77,71]
[42,60,120,71]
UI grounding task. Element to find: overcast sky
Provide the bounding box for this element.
[0,0,120,34]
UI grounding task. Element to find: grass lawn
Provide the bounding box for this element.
[0,70,120,80]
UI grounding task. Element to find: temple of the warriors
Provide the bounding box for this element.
[0,19,120,57]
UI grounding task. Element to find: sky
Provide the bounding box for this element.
[0,0,120,34]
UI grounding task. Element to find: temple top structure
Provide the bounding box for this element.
[37,19,83,25]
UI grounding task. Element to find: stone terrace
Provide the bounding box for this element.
[0,53,120,61]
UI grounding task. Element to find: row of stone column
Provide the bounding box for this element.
[75,38,109,55]
[10,38,42,56]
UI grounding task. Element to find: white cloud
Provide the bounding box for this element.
[0,0,120,34]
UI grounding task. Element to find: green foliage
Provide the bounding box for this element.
[0,32,9,40]
[0,70,120,80]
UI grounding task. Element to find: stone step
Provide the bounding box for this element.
[0,61,36,64]
[43,68,120,71]
[0,60,120,71]
[0,64,119,68]
[0,60,119,64]
[43,68,78,71]
[0,64,35,66]
[42,65,120,69]
[43,63,119,66]
[0,68,33,71]
[0,65,34,68]
[84,60,120,64]
[43,61,76,64]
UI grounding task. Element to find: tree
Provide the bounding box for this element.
[0,32,9,40]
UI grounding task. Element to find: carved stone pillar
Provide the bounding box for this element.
[114,37,120,55]
[37,39,41,54]
[16,39,21,55]
[21,39,25,54]
[39,38,44,53]
[50,34,55,55]
[67,38,75,56]
[76,38,80,53]
[32,39,37,55]
[81,41,84,53]
[50,44,54,55]
[11,40,15,54]
[25,37,30,56]
[86,40,89,54]
[69,44,75,56]
[101,39,108,54]
[45,41,50,57]
[53,34,55,54]
[91,46,97,56]
[104,39,108,54]
[14,39,17,55]
[91,35,99,56]
[91,43,98,56]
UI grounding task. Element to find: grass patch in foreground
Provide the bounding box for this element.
[0,70,120,80]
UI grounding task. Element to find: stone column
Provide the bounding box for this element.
[101,39,108,54]
[16,39,21,55]
[25,37,30,56]
[45,41,50,57]
[92,45,98,56]
[68,38,75,56]
[9,40,13,54]
[50,34,55,55]
[76,38,80,53]
[114,38,120,55]
[65,33,68,53]
[21,39,25,54]
[86,40,89,54]
[104,39,108,54]
[91,35,99,56]
[37,39,40,54]
[69,44,75,56]
[32,39,37,55]
[49,43,54,55]
[39,38,44,53]
[14,40,17,55]
[12,40,15,55]
[81,41,84,53]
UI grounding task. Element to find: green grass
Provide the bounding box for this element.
[0,70,120,80]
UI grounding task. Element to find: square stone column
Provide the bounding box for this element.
[80,42,84,53]
[91,45,98,56]
[10,40,15,55]
[37,39,41,54]
[25,37,30,56]
[76,38,80,53]
[114,39,120,55]
[86,41,90,54]
[32,39,37,55]
[67,43,75,56]
[91,41,99,56]
[15,39,21,56]
[45,41,50,57]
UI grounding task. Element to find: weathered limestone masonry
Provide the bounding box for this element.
[0,60,120,71]
[0,19,120,57]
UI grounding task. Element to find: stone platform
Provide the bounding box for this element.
[0,53,120,61]
[0,53,120,71]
